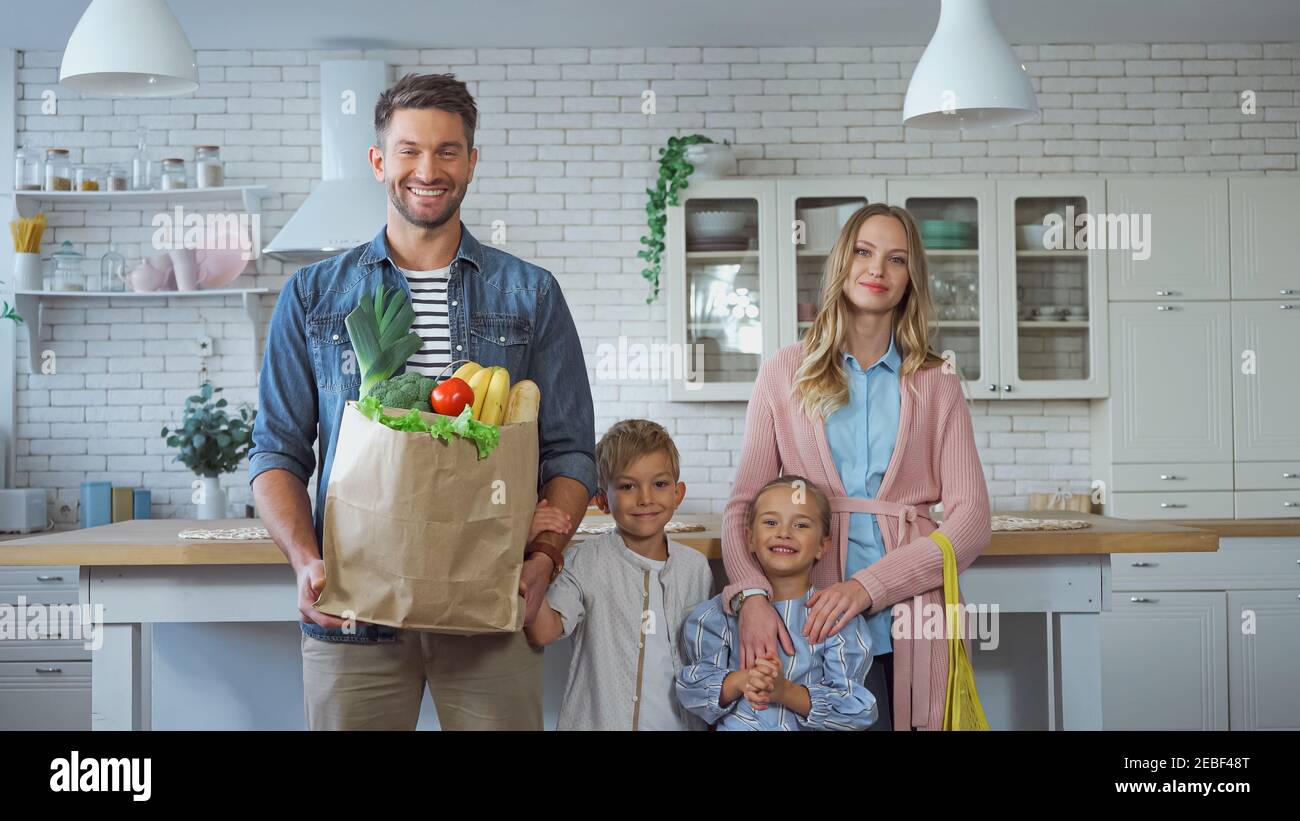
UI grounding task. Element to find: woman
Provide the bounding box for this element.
[720,203,992,731]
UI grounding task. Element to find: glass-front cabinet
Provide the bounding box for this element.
[775,179,885,345]
[666,176,1109,401]
[996,179,1109,398]
[666,179,778,401]
[885,180,1000,398]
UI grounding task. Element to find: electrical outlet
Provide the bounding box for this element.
[196,335,213,358]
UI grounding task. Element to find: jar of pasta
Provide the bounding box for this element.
[44,148,72,191]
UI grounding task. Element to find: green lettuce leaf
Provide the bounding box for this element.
[355,397,499,459]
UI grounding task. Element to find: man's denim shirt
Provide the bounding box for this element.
[248,223,598,642]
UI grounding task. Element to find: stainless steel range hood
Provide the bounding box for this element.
[262,60,389,264]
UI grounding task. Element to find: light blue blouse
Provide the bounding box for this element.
[824,333,902,656]
[675,591,877,731]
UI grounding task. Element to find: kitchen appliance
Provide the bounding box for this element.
[0,489,49,534]
[262,60,390,263]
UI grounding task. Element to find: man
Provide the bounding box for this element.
[248,73,596,730]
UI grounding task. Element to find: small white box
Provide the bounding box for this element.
[0,489,49,534]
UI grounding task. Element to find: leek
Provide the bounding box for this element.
[345,283,422,399]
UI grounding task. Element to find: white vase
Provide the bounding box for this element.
[196,474,227,520]
[171,249,200,291]
[14,252,43,291]
[683,143,736,179]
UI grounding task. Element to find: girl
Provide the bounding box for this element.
[719,203,992,731]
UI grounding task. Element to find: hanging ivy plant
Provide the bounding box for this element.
[638,134,714,304]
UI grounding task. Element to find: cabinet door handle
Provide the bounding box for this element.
[1154,290,1178,296]
[35,575,63,582]
[1282,289,1298,296]
[1002,384,1012,393]
[1282,304,1296,311]
[1129,597,1155,603]
[1284,473,1297,479]
[1130,561,1155,567]
[1159,474,1179,481]
[35,666,62,674]
[1284,501,1298,508]
[987,383,998,392]
[1155,305,1176,311]
[1159,502,1186,508]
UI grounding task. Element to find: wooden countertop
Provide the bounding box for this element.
[0,509,1224,566]
[1160,518,1300,538]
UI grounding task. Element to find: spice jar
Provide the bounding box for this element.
[14,146,42,190]
[160,158,187,190]
[105,164,129,192]
[51,241,86,291]
[195,145,224,188]
[74,165,102,191]
[44,148,72,191]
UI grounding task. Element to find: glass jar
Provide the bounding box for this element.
[14,146,42,190]
[160,158,187,190]
[74,164,102,191]
[131,129,150,190]
[100,244,127,292]
[105,163,129,191]
[195,145,224,188]
[44,148,72,191]
[51,241,85,291]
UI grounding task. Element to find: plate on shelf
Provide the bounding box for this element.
[689,238,751,252]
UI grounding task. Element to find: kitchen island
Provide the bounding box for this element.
[0,510,1229,731]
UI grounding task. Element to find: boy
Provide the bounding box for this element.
[525,419,714,730]
[676,475,877,730]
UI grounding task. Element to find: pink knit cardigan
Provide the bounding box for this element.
[721,341,992,731]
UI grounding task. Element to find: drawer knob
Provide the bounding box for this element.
[1159,502,1186,508]
[1282,304,1296,311]
[1283,289,1298,296]
[1130,561,1155,567]
[1154,290,1178,296]
[1284,501,1298,508]
[1129,596,1155,603]
[35,666,62,674]
[1159,475,1179,481]
[1155,305,1175,311]
[35,575,63,582]
[1284,473,1297,479]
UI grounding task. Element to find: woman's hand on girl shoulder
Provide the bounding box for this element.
[804,580,872,644]
[738,596,796,670]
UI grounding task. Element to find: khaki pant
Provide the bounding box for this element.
[301,628,544,730]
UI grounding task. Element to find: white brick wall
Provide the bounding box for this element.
[12,43,1300,520]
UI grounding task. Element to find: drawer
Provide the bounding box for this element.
[1235,490,1300,519]
[0,660,90,731]
[1235,462,1300,491]
[1112,542,1300,590]
[1112,463,1234,492]
[1108,491,1235,520]
[0,566,78,604]
[0,633,92,662]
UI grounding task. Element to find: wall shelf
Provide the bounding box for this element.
[6,186,269,218]
[12,288,270,375]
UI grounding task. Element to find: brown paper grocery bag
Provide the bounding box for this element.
[314,400,538,634]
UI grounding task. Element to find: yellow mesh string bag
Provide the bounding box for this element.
[932,529,990,731]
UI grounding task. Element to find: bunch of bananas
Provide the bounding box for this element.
[450,362,540,425]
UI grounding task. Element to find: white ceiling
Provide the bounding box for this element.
[4,0,1300,51]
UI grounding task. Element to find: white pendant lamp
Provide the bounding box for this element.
[60,0,198,97]
[903,0,1038,130]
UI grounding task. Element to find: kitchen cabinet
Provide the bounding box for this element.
[1227,589,1300,730]
[774,179,883,346]
[1100,590,1228,730]
[665,178,778,401]
[1106,177,1230,301]
[885,179,1001,398]
[0,563,90,731]
[1231,300,1300,463]
[1228,177,1300,300]
[995,179,1109,398]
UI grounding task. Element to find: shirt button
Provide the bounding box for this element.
[451,300,457,307]
[498,336,506,343]
[331,334,339,341]
[632,696,638,703]
[455,345,462,352]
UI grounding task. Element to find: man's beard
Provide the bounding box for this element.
[388,179,467,230]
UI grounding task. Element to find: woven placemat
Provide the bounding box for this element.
[576,520,706,535]
[179,526,271,541]
[991,515,1089,531]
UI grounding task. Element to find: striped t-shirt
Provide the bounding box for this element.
[398,264,453,377]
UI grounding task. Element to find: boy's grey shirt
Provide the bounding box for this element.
[546,528,715,731]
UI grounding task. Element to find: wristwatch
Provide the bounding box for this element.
[524,540,564,582]
[730,587,769,615]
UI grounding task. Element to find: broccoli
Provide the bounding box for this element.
[368,372,435,412]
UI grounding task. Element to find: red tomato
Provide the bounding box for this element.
[431,377,473,416]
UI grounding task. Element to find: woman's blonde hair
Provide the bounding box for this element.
[793,203,948,421]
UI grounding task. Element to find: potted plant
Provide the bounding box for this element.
[638,134,730,304]
[161,382,256,519]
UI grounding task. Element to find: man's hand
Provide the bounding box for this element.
[518,552,555,627]
[527,498,571,544]
[296,559,348,629]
